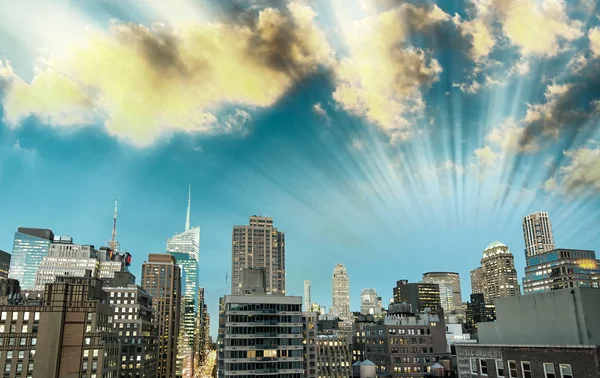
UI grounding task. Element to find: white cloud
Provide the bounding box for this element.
[547,147,600,195]
[312,102,327,117]
[487,119,539,153]
[332,4,447,142]
[589,26,600,58]
[0,2,332,147]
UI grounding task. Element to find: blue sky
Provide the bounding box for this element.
[1,0,600,337]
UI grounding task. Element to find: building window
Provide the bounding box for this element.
[521,361,532,378]
[507,361,517,378]
[559,364,572,378]
[496,359,504,377]
[479,359,488,375]
[544,363,555,378]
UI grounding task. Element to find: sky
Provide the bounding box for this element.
[1,0,600,337]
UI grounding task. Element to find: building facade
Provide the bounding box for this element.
[352,313,377,363]
[231,216,285,295]
[363,308,448,377]
[104,271,158,378]
[316,333,352,378]
[470,268,484,296]
[456,344,598,378]
[464,294,495,334]
[393,280,441,313]
[9,228,54,289]
[522,211,555,258]
[523,248,600,293]
[331,264,351,322]
[422,272,463,319]
[219,294,304,378]
[303,312,318,378]
[0,250,10,279]
[478,242,520,303]
[360,288,381,315]
[0,273,121,378]
[477,287,600,346]
[304,280,311,311]
[141,254,182,378]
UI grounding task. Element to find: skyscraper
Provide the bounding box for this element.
[360,288,381,315]
[304,280,311,310]
[167,186,201,378]
[331,264,350,322]
[9,228,54,289]
[0,250,11,279]
[470,267,484,295]
[231,216,285,295]
[479,241,521,302]
[522,211,555,258]
[142,254,182,378]
[422,272,463,319]
[392,280,441,313]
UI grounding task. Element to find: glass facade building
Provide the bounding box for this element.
[523,248,600,293]
[9,228,54,289]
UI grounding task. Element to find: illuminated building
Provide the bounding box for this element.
[522,212,555,258]
[478,242,520,303]
[231,216,285,295]
[316,333,352,378]
[9,228,54,290]
[465,293,496,333]
[422,272,463,320]
[392,280,441,312]
[0,250,10,279]
[331,264,351,322]
[523,248,600,293]
[470,267,484,295]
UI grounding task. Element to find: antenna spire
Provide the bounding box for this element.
[109,199,119,251]
[185,185,191,231]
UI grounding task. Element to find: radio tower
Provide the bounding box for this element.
[107,199,120,252]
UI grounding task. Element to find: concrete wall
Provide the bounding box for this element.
[478,288,600,345]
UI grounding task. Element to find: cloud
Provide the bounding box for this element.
[453,15,495,61]
[546,147,600,195]
[487,119,539,153]
[439,160,465,176]
[351,139,364,151]
[0,2,331,147]
[473,145,499,169]
[473,0,583,58]
[312,102,327,117]
[590,27,600,58]
[331,4,447,142]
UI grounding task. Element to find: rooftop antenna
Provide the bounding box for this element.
[185,185,191,232]
[108,199,119,252]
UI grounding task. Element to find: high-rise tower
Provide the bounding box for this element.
[522,212,555,258]
[331,264,350,321]
[360,288,380,315]
[304,280,311,310]
[9,228,54,289]
[479,241,521,303]
[167,185,200,378]
[422,272,463,319]
[107,199,120,252]
[231,216,285,295]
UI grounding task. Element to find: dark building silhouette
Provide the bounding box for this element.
[465,294,496,333]
[393,280,441,312]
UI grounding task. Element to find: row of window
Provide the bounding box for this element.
[470,358,572,378]
[0,312,40,321]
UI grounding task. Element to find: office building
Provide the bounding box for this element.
[316,333,352,378]
[523,248,600,293]
[216,297,226,378]
[304,280,311,310]
[9,228,54,289]
[477,287,600,346]
[167,187,201,378]
[0,250,10,279]
[219,294,304,377]
[360,288,381,315]
[142,254,182,378]
[464,294,496,334]
[456,344,598,378]
[331,264,351,322]
[231,216,285,295]
[362,306,447,376]
[303,312,318,378]
[522,211,555,258]
[470,267,484,295]
[103,271,158,378]
[0,272,120,378]
[478,241,520,303]
[351,313,377,363]
[392,280,441,313]
[195,287,211,369]
[35,237,128,289]
[422,272,462,321]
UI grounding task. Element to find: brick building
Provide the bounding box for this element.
[455,344,600,378]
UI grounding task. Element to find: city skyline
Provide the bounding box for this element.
[1,0,600,338]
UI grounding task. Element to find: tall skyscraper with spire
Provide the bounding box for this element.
[331,263,351,322]
[522,212,555,258]
[167,186,201,378]
[107,199,120,252]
